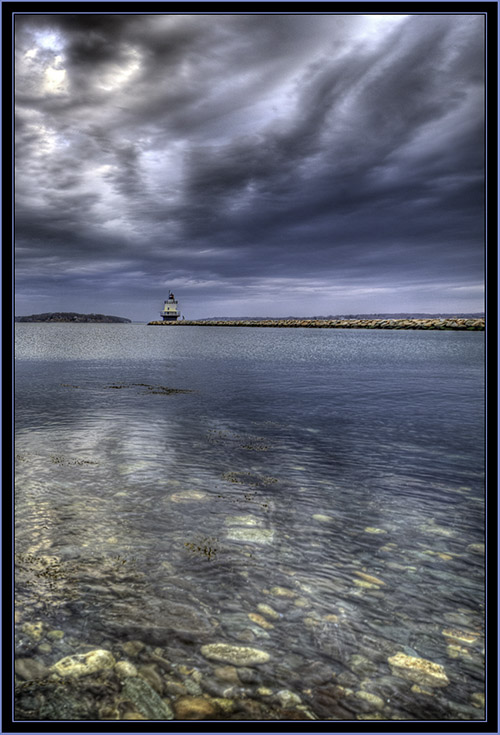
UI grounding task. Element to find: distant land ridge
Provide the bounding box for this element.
[196,312,484,321]
[15,312,131,323]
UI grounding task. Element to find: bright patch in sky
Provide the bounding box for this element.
[34,30,64,51]
[356,14,409,42]
[43,66,67,94]
[97,48,141,91]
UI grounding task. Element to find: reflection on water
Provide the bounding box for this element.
[14,325,485,721]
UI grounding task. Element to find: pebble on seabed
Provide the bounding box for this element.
[312,514,334,522]
[115,660,138,678]
[257,603,281,620]
[121,676,174,720]
[354,571,385,586]
[174,696,217,720]
[471,692,485,708]
[446,644,473,660]
[122,711,146,720]
[466,543,485,554]
[214,665,240,684]
[276,689,302,707]
[411,684,434,695]
[21,622,44,640]
[47,629,65,641]
[353,579,379,589]
[418,522,455,537]
[353,690,385,709]
[15,658,50,681]
[170,490,207,503]
[51,649,116,678]
[248,613,274,629]
[387,653,449,688]
[269,586,297,598]
[226,528,274,544]
[225,515,262,527]
[200,643,270,666]
[441,629,478,644]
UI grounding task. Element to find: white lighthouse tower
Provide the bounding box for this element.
[161,292,180,321]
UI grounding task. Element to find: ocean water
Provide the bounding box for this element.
[14,324,485,721]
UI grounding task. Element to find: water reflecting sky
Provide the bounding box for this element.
[15,324,485,720]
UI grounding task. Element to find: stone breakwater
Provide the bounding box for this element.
[147,318,484,330]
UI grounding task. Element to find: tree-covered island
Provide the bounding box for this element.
[15,313,131,323]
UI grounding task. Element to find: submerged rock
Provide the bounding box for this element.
[312,514,334,523]
[183,678,203,696]
[471,692,485,709]
[214,665,240,684]
[269,586,297,598]
[257,603,281,620]
[237,667,262,684]
[201,643,270,666]
[170,490,207,503]
[51,649,115,678]
[46,629,65,641]
[115,660,138,678]
[467,543,485,555]
[21,622,44,640]
[138,664,164,694]
[122,711,147,720]
[353,690,385,710]
[174,696,217,720]
[410,684,434,695]
[276,689,302,707]
[104,599,215,644]
[354,571,385,586]
[121,677,174,720]
[348,654,378,677]
[226,528,274,544]
[353,579,379,589]
[15,658,50,681]
[225,515,263,527]
[248,613,274,629]
[257,686,273,697]
[441,628,479,644]
[120,640,146,657]
[387,652,449,688]
[446,642,481,662]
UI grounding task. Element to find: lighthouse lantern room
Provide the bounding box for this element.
[161,292,180,321]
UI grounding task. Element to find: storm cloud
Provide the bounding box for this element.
[14,12,485,319]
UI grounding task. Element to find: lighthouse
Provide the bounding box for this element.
[161,292,180,321]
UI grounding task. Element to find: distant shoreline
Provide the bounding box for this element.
[147,318,485,330]
[15,312,131,323]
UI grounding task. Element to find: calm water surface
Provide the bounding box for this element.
[14,324,485,721]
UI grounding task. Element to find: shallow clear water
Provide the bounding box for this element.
[14,324,485,721]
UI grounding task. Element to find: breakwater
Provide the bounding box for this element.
[147,317,484,330]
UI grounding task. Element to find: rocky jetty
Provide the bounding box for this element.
[147,317,484,330]
[16,312,131,323]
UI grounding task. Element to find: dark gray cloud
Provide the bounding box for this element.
[15,13,485,319]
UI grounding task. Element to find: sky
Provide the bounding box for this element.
[14,12,485,320]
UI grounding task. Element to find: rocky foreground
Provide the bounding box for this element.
[15,621,482,721]
[147,318,484,330]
